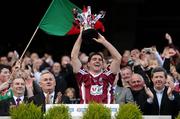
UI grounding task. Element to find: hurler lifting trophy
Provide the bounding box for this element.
[72,6,106,43]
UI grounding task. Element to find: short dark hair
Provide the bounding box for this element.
[120,66,132,72]
[0,64,11,73]
[88,52,104,62]
[151,66,167,78]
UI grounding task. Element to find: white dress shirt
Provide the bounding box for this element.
[44,91,55,104]
[13,96,24,105]
[154,87,165,107]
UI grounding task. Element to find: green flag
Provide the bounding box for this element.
[39,0,81,36]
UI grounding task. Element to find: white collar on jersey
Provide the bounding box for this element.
[89,70,103,77]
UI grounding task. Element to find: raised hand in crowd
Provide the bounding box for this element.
[162,47,176,58]
[25,75,34,98]
[21,57,32,70]
[12,60,21,72]
[7,50,19,67]
[144,84,154,100]
[167,81,175,97]
[55,91,62,104]
[41,53,54,67]
[165,33,173,44]
[0,81,9,92]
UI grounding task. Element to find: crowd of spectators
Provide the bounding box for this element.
[0,32,180,118]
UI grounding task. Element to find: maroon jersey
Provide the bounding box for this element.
[76,68,116,104]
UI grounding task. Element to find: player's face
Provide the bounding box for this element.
[88,55,103,73]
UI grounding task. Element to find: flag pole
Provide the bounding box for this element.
[19,26,39,61]
[19,0,55,61]
[3,26,39,91]
[0,26,40,90]
[0,0,57,91]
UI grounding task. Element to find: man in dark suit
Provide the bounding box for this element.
[143,67,180,119]
[30,70,70,112]
[0,75,33,116]
[129,73,148,113]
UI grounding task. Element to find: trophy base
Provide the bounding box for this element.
[81,29,104,53]
[82,29,98,45]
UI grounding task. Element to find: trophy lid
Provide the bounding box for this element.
[72,6,106,30]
